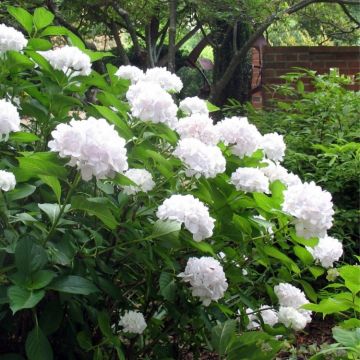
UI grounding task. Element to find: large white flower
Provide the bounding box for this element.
[126,81,178,129]
[278,306,311,331]
[123,169,155,195]
[179,96,209,115]
[48,117,128,181]
[306,235,343,268]
[260,160,301,187]
[156,194,215,241]
[261,133,286,162]
[0,24,27,53]
[39,46,91,76]
[175,114,219,145]
[0,99,21,136]
[115,65,144,84]
[118,310,147,334]
[0,170,16,191]
[178,257,228,306]
[246,306,278,330]
[215,116,262,157]
[274,283,309,309]
[143,67,183,92]
[230,167,270,193]
[282,181,334,239]
[173,138,225,178]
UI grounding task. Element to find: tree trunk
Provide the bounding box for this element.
[211,20,252,107]
[168,0,177,72]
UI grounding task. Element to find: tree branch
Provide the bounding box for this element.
[168,0,177,72]
[339,2,360,26]
[110,22,130,65]
[210,0,359,103]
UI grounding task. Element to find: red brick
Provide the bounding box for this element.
[346,61,360,69]
[298,53,309,60]
[276,54,298,61]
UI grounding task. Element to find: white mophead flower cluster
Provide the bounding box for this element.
[282,181,334,239]
[306,235,343,268]
[215,117,262,158]
[115,65,144,84]
[178,257,228,306]
[143,67,183,92]
[261,132,286,162]
[0,99,21,137]
[246,306,279,330]
[118,310,147,334]
[175,114,219,145]
[275,283,312,331]
[126,81,178,129]
[260,160,301,187]
[48,117,128,181]
[0,170,16,192]
[0,24,27,53]
[179,96,209,116]
[231,167,270,193]
[156,194,215,241]
[39,46,92,76]
[123,169,155,195]
[173,138,225,178]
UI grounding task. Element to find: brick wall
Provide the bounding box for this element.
[251,46,360,108]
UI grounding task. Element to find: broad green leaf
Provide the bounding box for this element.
[211,320,236,356]
[71,195,118,229]
[28,270,56,290]
[253,193,275,212]
[83,49,113,62]
[92,105,132,139]
[153,220,181,238]
[15,238,47,274]
[332,327,360,348]
[303,297,351,316]
[7,6,33,34]
[76,331,92,350]
[27,38,52,51]
[39,25,69,37]
[33,8,54,30]
[15,152,67,182]
[7,51,34,70]
[49,275,98,295]
[339,265,360,295]
[309,266,325,279]
[233,214,252,235]
[8,286,45,314]
[159,272,176,301]
[39,300,63,335]
[25,326,53,360]
[297,280,317,302]
[340,318,360,329]
[263,245,300,273]
[206,100,220,112]
[6,184,36,202]
[187,239,215,256]
[9,132,40,143]
[39,176,61,203]
[97,311,114,338]
[294,245,313,265]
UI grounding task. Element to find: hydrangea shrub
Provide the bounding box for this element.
[0,7,358,359]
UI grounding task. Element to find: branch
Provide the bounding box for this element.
[339,2,360,26]
[110,22,130,65]
[168,0,177,72]
[112,4,142,59]
[210,0,358,103]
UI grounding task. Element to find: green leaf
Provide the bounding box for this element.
[27,38,52,51]
[293,245,313,265]
[97,311,114,338]
[15,238,47,274]
[39,176,61,203]
[339,265,360,295]
[153,220,181,238]
[39,25,69,37]
[83,49,113,62]
[7,51,34,70]
[297,280,317,302]
[7,6,33,34]
[309,266,325,279]
[263,245,300,273]
[76,331,92,350]
[253,193,275,212]
[92,105,132,140]
[332,327,360,348]
[206,100,220,112]
[28,270,56,290]
[303,297,351,316]
[8,286,45,314]
[159,272,176,301]
[187,239,215,256]
[9,132,40,143]
[49,275,99,295]
[15,152,67,182]
[233,214,252,235]
[33,8,54,30]
[38,203,69,224]
[71,195,118,229]
[25,326,53,360]
[6,184,36,202]
[211,320,236,356]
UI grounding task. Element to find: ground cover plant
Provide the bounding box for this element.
[0,6,359,360]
